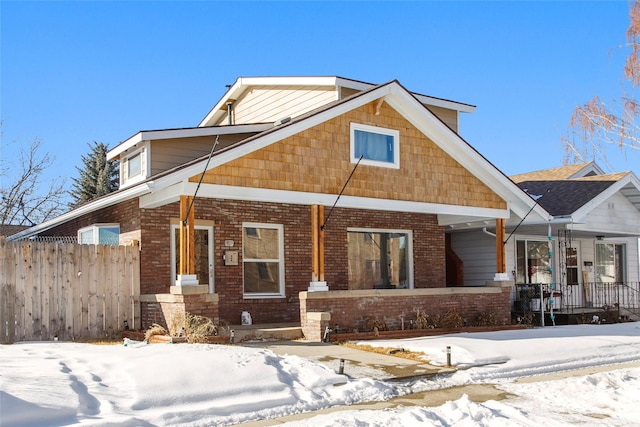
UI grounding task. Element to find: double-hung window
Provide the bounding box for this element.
[350,123,400,169]
[243,223,285,298]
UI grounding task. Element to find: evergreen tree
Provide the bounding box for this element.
[70,141,119,207]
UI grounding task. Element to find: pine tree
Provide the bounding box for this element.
[70,141,119,207]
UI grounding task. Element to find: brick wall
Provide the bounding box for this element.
[42,196,448,328]
[42,199,141,239]
[300,282,513,341]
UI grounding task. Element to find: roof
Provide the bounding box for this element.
[516,180,617,216]
[198,76,476,128]
[510,162,604,183]
[8,79,549,241]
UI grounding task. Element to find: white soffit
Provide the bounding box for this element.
[140,182,509,220]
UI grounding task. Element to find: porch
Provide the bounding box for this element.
[513,282,640,325]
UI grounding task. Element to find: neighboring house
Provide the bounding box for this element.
[8,76,551,338]
[0,225,29,239]
[450,162,640,320]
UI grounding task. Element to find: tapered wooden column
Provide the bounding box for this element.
[496,218,506,274]
[179,195,195,276]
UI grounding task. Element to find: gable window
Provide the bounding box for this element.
[243,223,285,298]
[347,228,412,290]
[78,224,120,245]
[350,123,400,169]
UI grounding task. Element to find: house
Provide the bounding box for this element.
[8,76,551,339]
[450,162,640,322]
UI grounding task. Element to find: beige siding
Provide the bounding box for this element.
[215,85,337,125]
[197,100,506,210]
[428,105,458,133]
[149,134,255,176]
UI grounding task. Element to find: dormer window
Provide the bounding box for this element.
[120,146,147,187]
[350,123,399,169]
[128,152,142,178]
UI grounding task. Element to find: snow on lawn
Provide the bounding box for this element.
[1,322,639,426]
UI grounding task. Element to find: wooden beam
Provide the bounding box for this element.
[496,218,506,273]
[179,195,195,275]
[318,205,325,282]
[311,204,318,282]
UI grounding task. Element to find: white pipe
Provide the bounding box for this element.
[482,227,496,237]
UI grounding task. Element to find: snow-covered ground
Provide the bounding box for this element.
[1,323,639,426]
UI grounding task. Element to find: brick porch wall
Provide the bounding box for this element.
[300,281,513,341]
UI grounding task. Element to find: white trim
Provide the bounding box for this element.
[198,76,476,127]
[242,222,285,298]
[350,123,400,169]
[139,182,511,221]
[347,227,414,289]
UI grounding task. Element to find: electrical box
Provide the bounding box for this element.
[224,250,239,266]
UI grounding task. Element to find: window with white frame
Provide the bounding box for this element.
[350,123,400,168]
[78,224,120,245]
[595,243,626,283]
[347,228,412,290]
[121,147,146,186]
[243,223,285,297]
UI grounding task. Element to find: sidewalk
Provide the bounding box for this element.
[243,340,453,381]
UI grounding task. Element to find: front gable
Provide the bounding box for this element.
[194,100,505,210]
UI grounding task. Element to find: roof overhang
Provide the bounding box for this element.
[6,183,154,241]
[107,123,273,160]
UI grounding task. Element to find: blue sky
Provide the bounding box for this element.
[1,0,638,200]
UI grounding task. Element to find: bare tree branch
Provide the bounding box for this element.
[0,137,67,226]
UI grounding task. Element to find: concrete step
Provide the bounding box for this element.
[230,323,303,342]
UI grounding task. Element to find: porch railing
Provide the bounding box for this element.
[514,282,640,318]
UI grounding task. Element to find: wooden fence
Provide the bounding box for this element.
[0,240,140,343]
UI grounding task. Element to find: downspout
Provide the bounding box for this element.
[482,227,496,237]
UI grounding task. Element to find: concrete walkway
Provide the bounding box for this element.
[243,340,453,381]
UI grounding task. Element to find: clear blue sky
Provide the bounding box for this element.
[1,0,638,200]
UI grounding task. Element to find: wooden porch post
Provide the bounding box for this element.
[496,218,506,274]
[309,204,328,291]
[179,195,195,276]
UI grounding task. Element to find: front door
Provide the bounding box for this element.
[171,224,214,293]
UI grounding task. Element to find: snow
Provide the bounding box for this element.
[1,323,640,426]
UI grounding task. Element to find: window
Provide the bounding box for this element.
[243,223,284,297]
[121,147,146,187]
[77,224,120,245]
[596,243,626,283]
[516,240,551,284]
[350,123,399,168]
[347,229,412,290]
[128,152,142,178]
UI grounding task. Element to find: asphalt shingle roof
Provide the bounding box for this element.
[516,180,617,216]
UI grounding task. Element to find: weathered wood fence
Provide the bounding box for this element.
[0,240,140,343]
